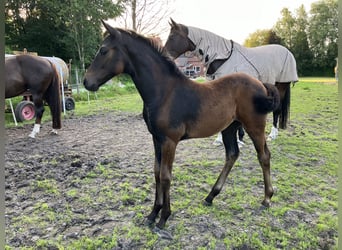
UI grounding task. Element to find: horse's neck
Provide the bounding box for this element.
[126,42,179,105]
[188,27,233,65]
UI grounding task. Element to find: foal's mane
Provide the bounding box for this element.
[114,28,186,78]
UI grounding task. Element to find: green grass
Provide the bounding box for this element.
[4,76,335,128]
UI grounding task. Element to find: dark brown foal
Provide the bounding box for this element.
[84,22,280,231]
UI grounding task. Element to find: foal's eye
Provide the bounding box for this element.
[99,47,108,55]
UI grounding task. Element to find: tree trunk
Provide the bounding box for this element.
[131,0,137,31]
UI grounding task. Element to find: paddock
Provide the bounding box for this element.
[4,80,337,249]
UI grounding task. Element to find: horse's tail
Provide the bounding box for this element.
[253,83,280,114]
[45,64,62,129]
[278,84,291,129]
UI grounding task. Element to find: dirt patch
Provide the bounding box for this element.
[5,112,337,249]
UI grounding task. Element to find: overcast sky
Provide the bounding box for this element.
[169,0,316,43]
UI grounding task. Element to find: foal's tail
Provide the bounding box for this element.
[253,83,280,114]
[45,64,62,129]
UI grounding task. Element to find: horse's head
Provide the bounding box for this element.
[163,18,196,59]
[84,21,129,91]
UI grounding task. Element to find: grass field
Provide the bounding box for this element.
[4,77,337,127]
[5,77,338,249]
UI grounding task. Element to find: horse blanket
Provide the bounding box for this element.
[6,54,69,85]
[188,26,298,83]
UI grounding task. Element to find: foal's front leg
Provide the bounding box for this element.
[146,137,176,228]
[157,138,176,229]
[146,137,163,224]
[147,137,176,229]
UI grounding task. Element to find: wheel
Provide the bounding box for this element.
[15,101,35,122]
[63,96,75,111]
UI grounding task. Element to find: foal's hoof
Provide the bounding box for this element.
[252,204,270,216]
[259,204,270,211]
[202,199,213,206]
[144,218,155,228]
[257,200,271,213]
[152,226,173,240]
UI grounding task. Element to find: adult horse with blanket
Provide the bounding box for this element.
[5,54,62,138]
[164,19,298,141]
[84,21,280,232]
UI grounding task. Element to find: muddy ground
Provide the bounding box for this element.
[5,112,337,249]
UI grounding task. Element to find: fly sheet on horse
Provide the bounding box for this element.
[187,26,298,83]
[164,19,299,141]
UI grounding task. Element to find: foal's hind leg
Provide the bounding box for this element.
[245,122,274,207]
[205,121,241,205]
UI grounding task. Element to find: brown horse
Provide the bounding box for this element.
[84,22,280,232]
[5,54,62,138]
[164,19,298,142]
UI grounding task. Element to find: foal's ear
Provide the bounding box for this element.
[101,20,121,38]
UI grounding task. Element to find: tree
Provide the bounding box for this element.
[5,0,70,58]
[5,0,123,69]
[307,0,338,74]
[273,8,296,50]
[114,0,174,36]
[291,5,313,75]
[244,29,281,47]
[273,1,338,76]
[59,0,123,70]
